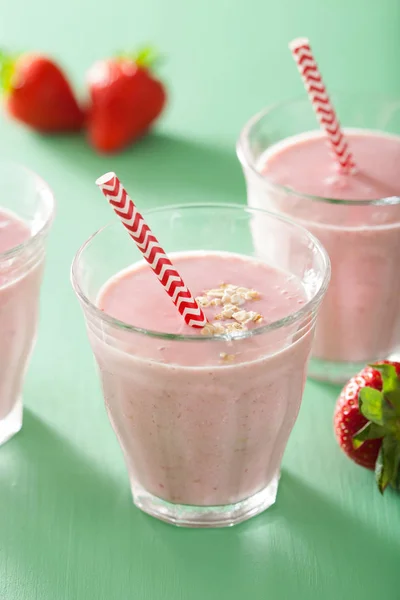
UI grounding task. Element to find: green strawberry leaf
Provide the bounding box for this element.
[384,389,400,420]
[375,435,400,494]
[358,391,363,413]
[0,50,16,93]
[372,364,400,415]
[117,46,163,70]
[395,466,400,490]
[364,364,400,438]
[375,446,388,493]
[358,386,384,425]
[392,442,400,489]
[352,421,385,449]
[135,46,159,67]
[371,363,400,394]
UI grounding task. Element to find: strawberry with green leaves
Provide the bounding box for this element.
[86,47,167,153]
[0,51,84,132]
[334,361,400,493]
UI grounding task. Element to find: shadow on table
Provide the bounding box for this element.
[38,131,246,204]
[2,413,397,599]
[0,408,132,517]
[140,470,400,598]
[0,410,139,593]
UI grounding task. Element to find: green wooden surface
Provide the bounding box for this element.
[1,1,400,598]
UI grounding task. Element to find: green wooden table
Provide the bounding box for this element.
[1,1,400,598]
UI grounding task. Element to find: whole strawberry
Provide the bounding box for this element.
[0,51,84,132]
[86,47,166,154]
[334,361,400,493]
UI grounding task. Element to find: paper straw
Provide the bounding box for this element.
[289,37,356,174]
[96,172,207,329]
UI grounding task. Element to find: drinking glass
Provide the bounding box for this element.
[0,162,55,445]
[71,203,329,527]
[237,93,400,383]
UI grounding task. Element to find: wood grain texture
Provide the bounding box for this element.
[1,0,400,597]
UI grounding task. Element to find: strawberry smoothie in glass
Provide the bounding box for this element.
[0,162,54,445]
[237,93,400,383]
[72,204,329,527]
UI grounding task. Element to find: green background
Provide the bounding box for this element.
[1,0,400,598]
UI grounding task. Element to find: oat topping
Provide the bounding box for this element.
[201,322,226,336]
[230,293,245,306]
[225,322,247,333]
[219,352,235,362]
[205,289,225,298]
[252,313,263,323]
[197,283,263,336]
[231,310,248,323]
[196,296,209,307]
[215,303,236,320]
[209,298,222,306]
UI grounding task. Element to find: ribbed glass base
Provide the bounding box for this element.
[132,474,280,528]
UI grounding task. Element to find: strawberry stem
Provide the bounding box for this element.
[117,46,162,70]
[0,50,16,93]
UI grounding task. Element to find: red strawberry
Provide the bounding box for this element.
[86,48,166,153]
[0,51,84,132]
[334,361,400,493]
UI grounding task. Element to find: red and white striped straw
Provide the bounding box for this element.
[96,172,207,329]
[289,37,356,174]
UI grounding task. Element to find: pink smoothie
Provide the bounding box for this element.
[0,210,44,430]
[261,129,400,364]
[89,251,314,507]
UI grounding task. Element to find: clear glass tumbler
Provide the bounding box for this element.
[71,204,329,527]
[0,163,55,445]
[237,93,400,383]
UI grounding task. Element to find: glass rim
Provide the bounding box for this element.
[0,162,55,261]
[71,202,331,342]
[236,94,400,206]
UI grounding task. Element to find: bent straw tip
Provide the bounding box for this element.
[289,37,310,52]
[96,172,117,187]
